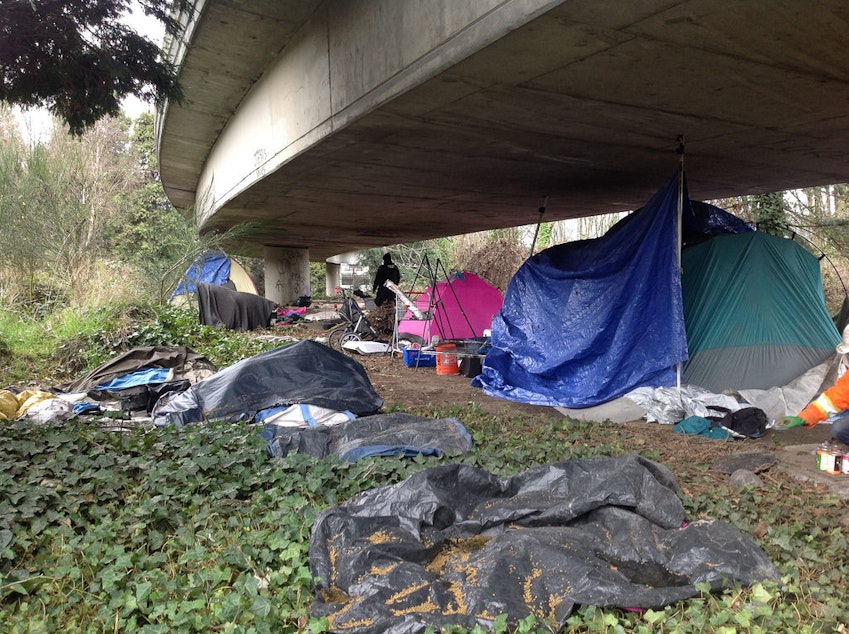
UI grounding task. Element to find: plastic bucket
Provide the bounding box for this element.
[435,343,459,375]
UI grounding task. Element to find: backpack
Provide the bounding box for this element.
[709,406,768,439]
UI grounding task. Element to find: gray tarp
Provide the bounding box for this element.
[310,454,779,633]
[264,413,473,461]
[152,341,383,427]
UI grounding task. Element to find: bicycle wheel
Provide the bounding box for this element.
[338,332,362,352]
[327,326,348,350]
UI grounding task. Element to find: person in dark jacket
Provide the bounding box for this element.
[372,253,401,307]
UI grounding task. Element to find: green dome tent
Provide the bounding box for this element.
[682,231,840,392]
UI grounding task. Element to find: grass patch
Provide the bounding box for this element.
[0,304,285,386]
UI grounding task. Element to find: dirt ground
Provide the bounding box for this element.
[270,308,849,502]
[285,304,837,484]
[350,351,831,441]
[290,305,832,433]
[353,352,548,416]
[349,349,849,500]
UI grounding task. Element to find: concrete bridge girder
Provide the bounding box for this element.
[191,0,561,251]
[177,0,562,295]
[157,0,849,298]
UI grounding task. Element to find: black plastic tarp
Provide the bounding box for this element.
[152,341,383,427]
[263,413,473,461]
[310,454,778,633]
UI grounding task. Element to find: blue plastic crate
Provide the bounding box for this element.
[403,348,437,367]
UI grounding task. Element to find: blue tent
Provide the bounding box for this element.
[473,168,840,408]
[473,170,834,407]
[474,171,690,407]
[170,250,258,300]
[171,251,231,299]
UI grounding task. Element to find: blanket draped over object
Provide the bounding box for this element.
[197,282,276,331]
[61,346,217,394]
[309,454,779,633]
[152,341,383,427]
[263,412,473,461]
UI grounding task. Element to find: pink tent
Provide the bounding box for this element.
[398,272,503,343]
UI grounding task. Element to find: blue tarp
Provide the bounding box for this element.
[93,367,172,391]
[474,170,756,408]
[683,200,755,244]
[171,251,231,299]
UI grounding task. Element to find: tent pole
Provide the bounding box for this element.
[434,259,476,339]
[676,136,685,391]
[528,197,548,258]
[407,252,430,296]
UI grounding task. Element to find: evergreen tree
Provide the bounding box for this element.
[751,191,787,235]
[0,0,187,135]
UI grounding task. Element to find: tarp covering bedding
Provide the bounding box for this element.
[473,171,689,408]
[61,346,217,394]
[398,272,504,342]
[682,231,840,392]
[196,282,277,331]
[309,454,779,633]
[264,413,473,461]
[152,341,383,427]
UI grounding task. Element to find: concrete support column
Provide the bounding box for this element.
[325,261,342,297]
[263,246,310,305]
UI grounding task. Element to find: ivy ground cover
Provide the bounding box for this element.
[1,407,847,633]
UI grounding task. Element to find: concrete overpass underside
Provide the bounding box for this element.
[157,0,849,269]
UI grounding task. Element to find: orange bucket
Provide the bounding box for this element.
[435,343,459,375]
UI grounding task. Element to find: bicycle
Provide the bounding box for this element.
[327,288,382,352]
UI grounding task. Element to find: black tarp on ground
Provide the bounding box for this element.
[310,454,779,633]
[264,413,473,461]
[152,341,383,427]
[197,282,276,331]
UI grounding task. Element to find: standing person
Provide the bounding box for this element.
[372,252,401,307]
[782,326,849,443]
